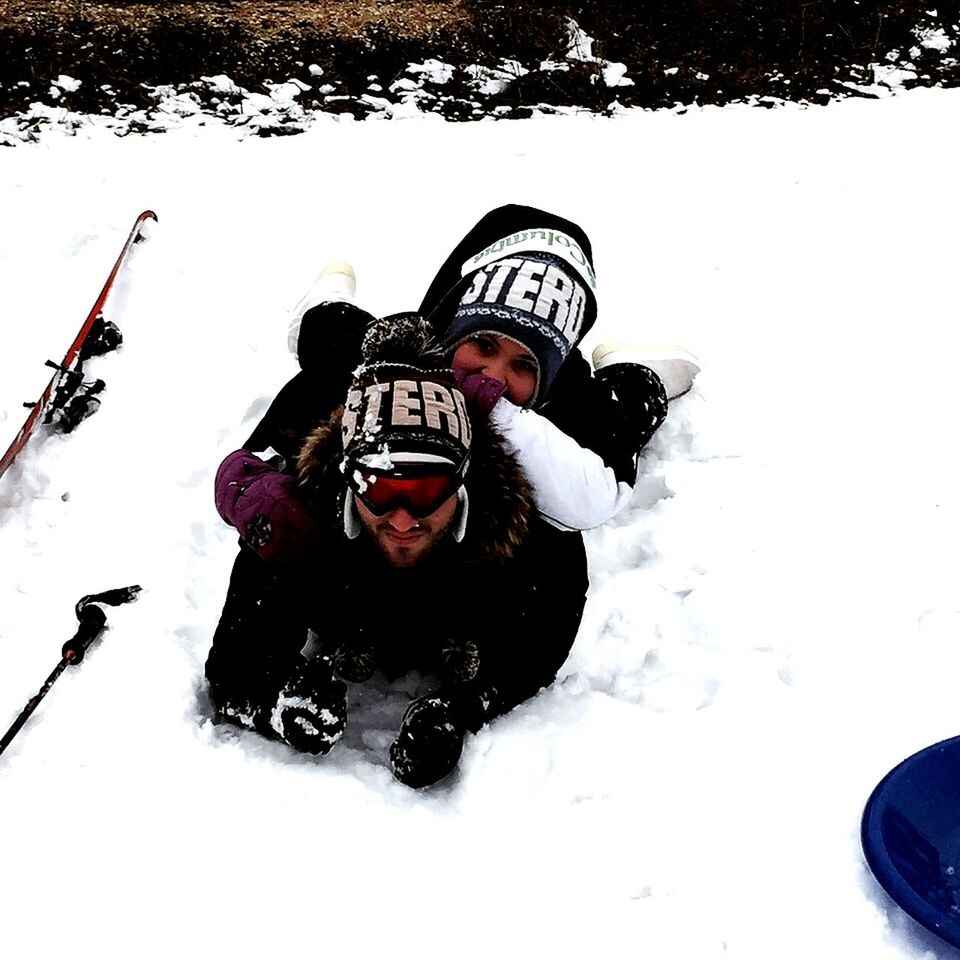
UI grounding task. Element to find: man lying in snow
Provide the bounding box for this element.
[207,315,588,787]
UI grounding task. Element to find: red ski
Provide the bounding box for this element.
[0,210,157,481]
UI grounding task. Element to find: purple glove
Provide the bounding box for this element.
[215,450,322,564]
[453,365,507,415]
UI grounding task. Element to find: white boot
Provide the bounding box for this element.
[288,262,357,356]
[592,342,701,400]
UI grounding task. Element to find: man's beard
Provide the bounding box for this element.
[365,510,457,569]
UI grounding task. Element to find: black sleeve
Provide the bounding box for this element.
[204,547,314,733]
[242,370,327,463]
[453,523,589,728]
[243,301,371,461]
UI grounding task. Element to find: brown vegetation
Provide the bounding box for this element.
[0,1,466,39]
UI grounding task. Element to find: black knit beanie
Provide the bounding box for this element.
[341,314,472,474]
[440,214,598,405]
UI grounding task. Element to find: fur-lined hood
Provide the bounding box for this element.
[296,404,532,564]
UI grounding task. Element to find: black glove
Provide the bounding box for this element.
[594,362,668,453]
[269,656,348,756]
[389,695,465,788]
[389,683,501,787]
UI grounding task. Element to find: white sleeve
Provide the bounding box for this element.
[490,400,634,531]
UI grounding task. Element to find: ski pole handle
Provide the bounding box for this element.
[0,585,141,758]
[61,585,141,664]
[62,604,107,665]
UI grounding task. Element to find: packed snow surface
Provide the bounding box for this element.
[2,90,960,959]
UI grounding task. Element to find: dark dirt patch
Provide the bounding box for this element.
[482,0,960,108]
[1,1,958,124]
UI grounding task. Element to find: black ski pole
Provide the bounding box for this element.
[0,585,141,757]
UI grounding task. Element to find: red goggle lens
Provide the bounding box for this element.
[352,472,458,518]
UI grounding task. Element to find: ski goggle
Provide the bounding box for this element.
[346,466,463,519]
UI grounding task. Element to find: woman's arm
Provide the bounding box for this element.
[490,350,664,530]
[490,399,634,530]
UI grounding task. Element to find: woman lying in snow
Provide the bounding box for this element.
[232,204,699,562]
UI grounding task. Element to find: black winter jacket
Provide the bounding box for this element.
[206,405,588,736]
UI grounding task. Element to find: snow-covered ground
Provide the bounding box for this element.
[1,90,959,958]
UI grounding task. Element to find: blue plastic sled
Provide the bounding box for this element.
[862,734,960,950]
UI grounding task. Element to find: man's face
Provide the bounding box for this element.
[354,493,459,568]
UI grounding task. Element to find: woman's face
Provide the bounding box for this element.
[452,333,538,406]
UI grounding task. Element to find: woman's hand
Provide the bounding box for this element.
[453,364,508,414]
